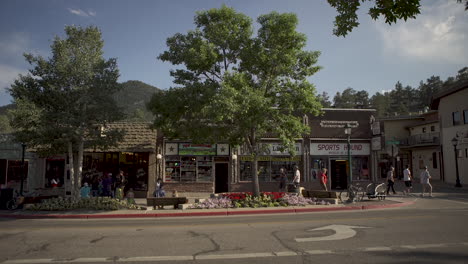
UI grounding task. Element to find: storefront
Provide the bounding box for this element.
[162,142,231,193]
[310,142,371,189]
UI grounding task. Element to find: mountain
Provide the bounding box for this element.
[114,80,159,122]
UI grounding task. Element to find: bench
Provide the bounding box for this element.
[146,197,188,209]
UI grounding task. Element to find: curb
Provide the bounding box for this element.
[0,201,414,219]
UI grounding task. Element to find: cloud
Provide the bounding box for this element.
[68,8,96,17]
[375,0,468,63]
[0,65,26,93]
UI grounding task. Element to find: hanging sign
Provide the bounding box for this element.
[240,142,302,156]
[310,143,370,156]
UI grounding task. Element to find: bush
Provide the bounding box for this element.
[188,197,233,209]
[26,197,142,211]
[280,194,330,206]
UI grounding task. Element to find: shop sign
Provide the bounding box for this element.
[165,143,178,155]
[179,143,216,156]
[310,143,370,156]
[240,156,302,162]
[240,142,302,156]
[371,121,380,135]
[217,144,230,155]
[371,137,381,151]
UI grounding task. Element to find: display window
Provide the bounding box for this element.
[239,157,300,182]
[45,159,65,188]
[165,156,213,182]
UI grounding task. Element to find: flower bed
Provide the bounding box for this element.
[26,197,142,211]
[188,192,330,209]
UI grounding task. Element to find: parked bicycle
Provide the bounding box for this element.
[339,182,366,203]
[6,190,39,210]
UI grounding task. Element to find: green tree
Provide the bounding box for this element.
[317,91,332,108]
[370,91,391,117]
[8,26,124,198]
[148,6,322,196]
[355,90,370,109]
[417,76,443,110]
[333,87,357,108]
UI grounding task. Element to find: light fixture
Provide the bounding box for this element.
[156,154,162,160]
[232,154,237,160]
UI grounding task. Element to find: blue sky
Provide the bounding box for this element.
[1,0,467,106]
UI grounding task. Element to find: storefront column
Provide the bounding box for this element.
[147,153,157,197]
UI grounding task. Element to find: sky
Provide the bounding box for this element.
[0,0,467,106]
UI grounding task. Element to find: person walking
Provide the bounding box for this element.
[80,182,91,198]
[420,166,433,197]
[403,165,412,195]
[293,165,301,195]
[320,168,328,191]
[386,166,397,195]
[279,167,288,192]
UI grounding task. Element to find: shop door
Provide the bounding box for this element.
[330,160,348,190]
[215,163,229,193]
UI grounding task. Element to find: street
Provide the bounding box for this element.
[1,192,468,264]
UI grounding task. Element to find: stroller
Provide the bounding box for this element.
[365,182,387,200]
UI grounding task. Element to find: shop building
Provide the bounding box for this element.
[304,109,375,190]
[431,81,468,186]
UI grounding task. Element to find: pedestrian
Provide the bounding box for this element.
[153,178,165,197]
[80,182,91,198]
[320,168,328,191]
[420,166,433,197]
[403,165,412,195]
[115,184,124,200]
[386,166,397,195]
[126,188,135,204]
[279,167,288,192]
[293,165,301,195]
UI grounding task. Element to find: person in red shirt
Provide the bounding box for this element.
[320,168,328,191]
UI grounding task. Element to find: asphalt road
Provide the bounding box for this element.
[1,193,468,264]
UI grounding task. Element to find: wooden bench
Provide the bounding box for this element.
[146,197,188,209]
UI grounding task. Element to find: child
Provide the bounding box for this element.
[126,188,135,204]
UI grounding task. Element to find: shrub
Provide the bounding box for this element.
[26,197,142,211]
[188,197,233,209]
[280,194,330,206]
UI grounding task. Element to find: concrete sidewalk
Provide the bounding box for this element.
[0,196,414,219]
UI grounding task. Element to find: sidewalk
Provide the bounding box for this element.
[0,196,414,219]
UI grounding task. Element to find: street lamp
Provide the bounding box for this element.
[344,124,352,187]
[451,137,462,188]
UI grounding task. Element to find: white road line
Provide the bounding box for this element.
[401,243,447,249]
[305,250,333,254]
[2,259,54,264]
[120,256,193,262]
[273,251,298,256]
[196,252,274,260]
[68,258,109,263]
[364,247,392,252]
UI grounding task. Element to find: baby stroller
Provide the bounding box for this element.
[365,182,387,200]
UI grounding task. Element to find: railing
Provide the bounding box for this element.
[408,132,440,146]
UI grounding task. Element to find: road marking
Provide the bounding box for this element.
[295,224,371,242]
[3,242,468,263]
[364,247,392,252]
[3,259,54,264]
[305,250,334,254]
[273,251,298,256]
[195,252,274,260]
[401,243,447,249]
[121,256,193,262]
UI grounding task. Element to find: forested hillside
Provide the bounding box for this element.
[114,80,159,121]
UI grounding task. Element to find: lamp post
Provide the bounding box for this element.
[451,137,462,188]
[344,124,352,186]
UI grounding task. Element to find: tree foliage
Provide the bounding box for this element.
[148,6,322,195]
[8,25,124,197]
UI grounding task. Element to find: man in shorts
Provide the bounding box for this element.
[403,165,412,195]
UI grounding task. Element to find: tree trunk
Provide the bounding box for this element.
[249,131,260,196]
[67,142,75,198]
[74,139,84,199]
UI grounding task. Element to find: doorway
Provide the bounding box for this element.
[215,163,229,193]
[330,159,348,190]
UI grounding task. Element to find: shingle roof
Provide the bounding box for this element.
[97,122,156,152]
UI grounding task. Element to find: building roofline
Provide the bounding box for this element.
[431,80,468,110]
[322,108,376,112]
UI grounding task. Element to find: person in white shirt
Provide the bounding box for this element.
[420,166,433,197]
[403,165,412,195]
[293,165,301,195]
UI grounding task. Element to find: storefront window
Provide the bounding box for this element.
[165,156,214,182]
[45,159,65,188]
[239,157,299,182]
[6,160,28,184]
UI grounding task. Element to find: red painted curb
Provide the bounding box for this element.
[0,201,415,219]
